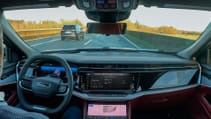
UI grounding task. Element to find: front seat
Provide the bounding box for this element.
[0,21,48,119]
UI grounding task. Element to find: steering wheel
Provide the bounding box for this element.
[17,54,73,114]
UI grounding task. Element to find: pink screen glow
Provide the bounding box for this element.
[88,104,127,116]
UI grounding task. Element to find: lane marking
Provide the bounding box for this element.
[120,35,140,49]
[31,39,60,47]
[26,35,59,42]
[84,40,92,46]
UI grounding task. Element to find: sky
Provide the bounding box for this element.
[4,5,211,32]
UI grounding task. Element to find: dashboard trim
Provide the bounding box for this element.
[72,84,199,101]
[79,66,198,70]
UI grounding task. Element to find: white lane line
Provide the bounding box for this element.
[84,40,92,46]
[120,35,140,49]
[31,39,60,47]
[26,35,59,42]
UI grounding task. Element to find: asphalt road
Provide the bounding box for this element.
[27,34,140,51]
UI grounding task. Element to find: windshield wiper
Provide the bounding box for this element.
[42,47,163,54]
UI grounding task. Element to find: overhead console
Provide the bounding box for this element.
[75,0,139,22]
[75,0,139,11]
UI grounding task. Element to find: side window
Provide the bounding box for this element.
[207,46,211,64]
[3,43,19,65]
[197,42,211,86]
[1,42,21,79]
[3,43,12,66]
[199,43,211,65]
[3,44,7,63]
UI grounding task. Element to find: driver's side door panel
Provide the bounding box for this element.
[0,62,18,105]
[189,65,211,119]
[0,43,19,106]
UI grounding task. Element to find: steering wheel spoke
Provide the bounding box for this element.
[19,77,33,92]
[56,82,69,96]
[60,82,69,86]
[56,87,69,96]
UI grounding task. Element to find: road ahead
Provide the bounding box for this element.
[27,34,140,51]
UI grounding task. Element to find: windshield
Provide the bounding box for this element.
[4,6,211,53]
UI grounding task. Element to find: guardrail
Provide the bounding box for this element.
[16,28,62,40]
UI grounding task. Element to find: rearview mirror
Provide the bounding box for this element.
[87,23,127,34]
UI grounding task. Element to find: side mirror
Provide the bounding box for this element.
[87,23,127,35]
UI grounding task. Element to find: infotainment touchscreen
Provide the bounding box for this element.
[81,73,133,91]
[87,104,128,119]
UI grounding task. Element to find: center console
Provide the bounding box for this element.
[79,70,134,119]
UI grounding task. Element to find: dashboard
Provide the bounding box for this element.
[36,63,198,95]
[21,51,200,100]
[19,51,200,119]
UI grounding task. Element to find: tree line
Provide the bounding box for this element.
[9,19,85,31]
[124,20,201,36]
[9,19,201,37]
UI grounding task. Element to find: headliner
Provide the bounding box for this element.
[0,0,211,11]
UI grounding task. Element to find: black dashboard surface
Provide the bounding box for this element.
[47,51,197,65]
[30,51,200,101]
